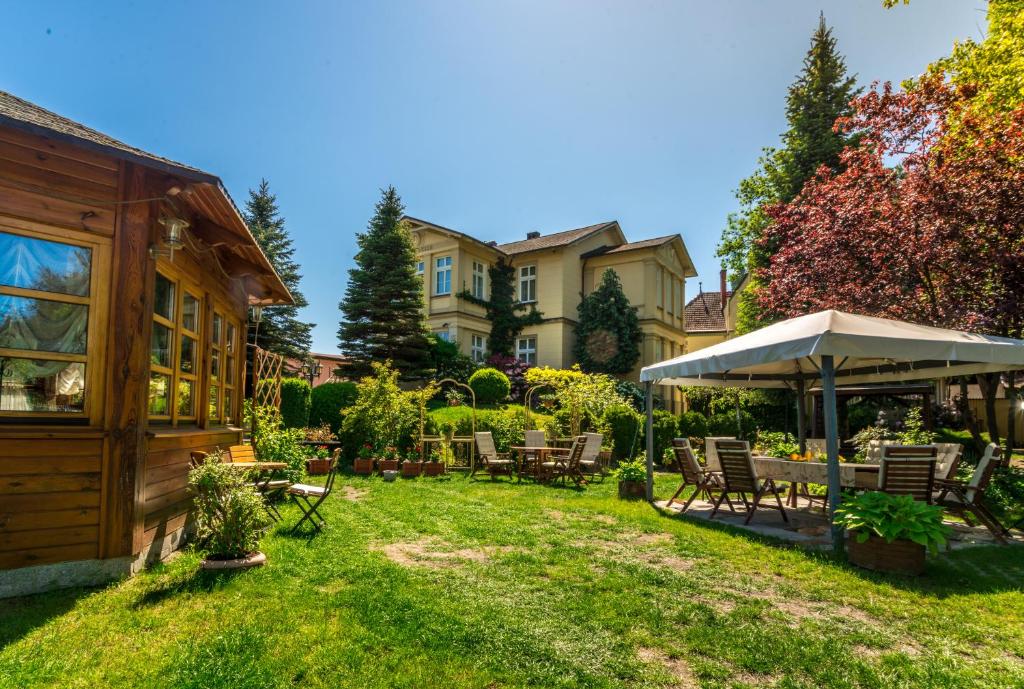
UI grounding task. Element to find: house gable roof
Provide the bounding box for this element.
[497,221,619,254]
[684,290,731,332]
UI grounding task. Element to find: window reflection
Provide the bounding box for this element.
[0,358,86,412]
[0,295,88,354]
[0,232,91,296]
[154,273,175,321]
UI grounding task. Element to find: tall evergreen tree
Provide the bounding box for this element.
[573,269,641,374]
[458,258,542,356]
[244,179,313,359]
[718,14,859,332]
[338,186,432,379]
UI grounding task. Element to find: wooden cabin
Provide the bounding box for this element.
[0,91,292,597]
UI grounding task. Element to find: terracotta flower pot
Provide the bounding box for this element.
[423,462,445,477]
[377,459,400,473]
[201,551,266,570]
[846,532,926,576]
[353,457,374,475]
[618,479,646,499]
[401,462,423,477]
[306,458,331,475]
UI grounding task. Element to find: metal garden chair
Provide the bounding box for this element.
[287,449,340,534]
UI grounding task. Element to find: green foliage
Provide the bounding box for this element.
[429,334,478,383]
[468,368,511,404]
[525,366,627,437]
[678,410,708,439]
[651,410,678,466]
[614,457,647,483]
[707,410,756,439]
[986,466,1024,521]
[573,269,642,374]
[458,258,542,356]
[605,403,642,461]
[834,491,950,554]
[278,378,311,429]
[243,179,313,359]
[309,382,358,434]
[613,379,644,410]
[755,431,800,458]
[898,407,935,445]
[424,405,534,453]
[338,187,432,379]
[851,423,895,462]
[340,361,423,458]
[187,452,271,559]
[247,404,307,483]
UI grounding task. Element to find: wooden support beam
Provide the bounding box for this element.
[190,216,246,248]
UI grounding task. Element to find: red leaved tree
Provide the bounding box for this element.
[759,73,1024,448]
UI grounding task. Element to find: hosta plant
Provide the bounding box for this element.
[834,491,950,554]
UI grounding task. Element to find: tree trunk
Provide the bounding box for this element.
[959,378,985,452]
[1006,373,1017,464]
[977,373,1001,449]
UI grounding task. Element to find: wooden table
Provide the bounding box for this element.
[509,446,565,481]
[753,457,879,507]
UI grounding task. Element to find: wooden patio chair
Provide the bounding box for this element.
[934,443,1012,544]
[577,432,607,482]
[472,431,514,480]
[703,436,735,472]
[934,443,964,483]
[189,450,209,468]
[539,435,586,485]
[287,449,340,534]
[879,445,937,503]
[711,439,788,525]
[230,443,292,522]
[667,438,728,513]
[227,444,257,463]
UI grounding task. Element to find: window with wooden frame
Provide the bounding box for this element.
[208,309,240,425]
[147,271,202,424]
[0,226,106,419]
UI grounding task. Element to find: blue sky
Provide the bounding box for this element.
[2,1,986,352]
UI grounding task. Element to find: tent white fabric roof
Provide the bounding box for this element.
[640,310,1024,388]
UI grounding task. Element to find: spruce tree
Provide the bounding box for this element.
[338,186,432,379]
[243,179,313,359]
[573,268,641,374]
[458,258,542,356]
[717,13,859,331]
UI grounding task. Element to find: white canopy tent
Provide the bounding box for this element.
[639,310,1024,549]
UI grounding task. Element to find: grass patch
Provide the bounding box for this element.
[1,474,1022,688]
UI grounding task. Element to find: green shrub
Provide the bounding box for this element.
[188,451,271,558]
[652,409,678,465]
[309,382,358,434]
[425,405,531,453]
[678,410,707,439]
[278,378,312,429]
[834,491,950,554]
[468,368,511,404]
[605,403,642,461]
[340,362,420,459]
[247,404,307,483]
[614,456,647,482]
[755,430,800,458]
[707,410,756,438]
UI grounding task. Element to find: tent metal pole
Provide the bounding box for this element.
[795,377,807,455]
[821,355,844,553]
[645,381,654,502]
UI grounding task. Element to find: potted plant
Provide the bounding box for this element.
[445,388,465,407]
[615,455,647,499]
[354,443,375,475]
[188,452,271,569]
[834,491,950,576]
[401,446,423,477]
[378,445,400,473]
[424,444,448,477]
[305,444,332,475]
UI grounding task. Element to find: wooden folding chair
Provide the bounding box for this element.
[228,444,257,463]
[711,439,788,525]
[539,435,586,485]
[472,431,514,480]
[703,436,735,472]
[287,450,339,534]
[879,445,937,503]
[577,432,607,482]
[934,443,1011,543]
[934,443,965,485]
[667,438,728,513]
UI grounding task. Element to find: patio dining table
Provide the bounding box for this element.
[753,457,878,491]
[509,446,566,482]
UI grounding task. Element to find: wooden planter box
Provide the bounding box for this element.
[618,480,646,499]
[847,532,926,576]
[423,462,446,477]
[353,457,374,475]
[401,461,423,477]
[377,459,400,473]
[306,457,331,475]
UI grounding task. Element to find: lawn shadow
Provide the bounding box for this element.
[649,500,1024,598]
[0,585,97,649]
[130,566,247,609]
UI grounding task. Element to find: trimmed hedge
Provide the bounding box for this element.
[678,410,708,440]
[605,403,641,462]
[707,410,756,439]
[310,381,358,435]
[468,368,511,404]
[278,378,312,429]
[424,405,539,453]
[651,409,678,465]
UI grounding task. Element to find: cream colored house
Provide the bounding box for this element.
[403,216,697,411]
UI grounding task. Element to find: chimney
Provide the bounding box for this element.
[720,269,728,314]
[526,231,541,240]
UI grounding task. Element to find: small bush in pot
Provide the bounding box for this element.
[305,444,332,475]
[188,452,271,568]
[834,491,950,575]
[354,443,375,475]
[378,445,400,472]
[614,455,647,499]
[401,447,423,477]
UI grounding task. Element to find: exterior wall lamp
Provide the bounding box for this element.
[149,215,190,260]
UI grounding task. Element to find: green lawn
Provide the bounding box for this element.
[2,474,1023,689]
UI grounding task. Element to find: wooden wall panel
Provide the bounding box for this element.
[0,437,102,569]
